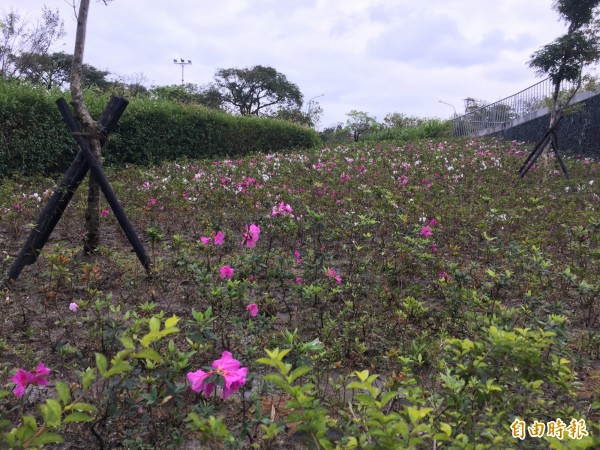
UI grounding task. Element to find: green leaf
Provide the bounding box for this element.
[149,316,161,332]
[30,432,64,445]
[165,315,180,328]
[355,370,369,382]
[119,336,135,349]
[65,402,98,414]
[134,348,164,364]
[288,366,311,383]
[95,353,108,376]
[82,367,96,390]
[140,331,162,347]
[63,412,94,423]
[105,361,132,378]
[39,399,62,427]
[54,381,71,406]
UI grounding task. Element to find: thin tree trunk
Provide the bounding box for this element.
[69,0,101,253]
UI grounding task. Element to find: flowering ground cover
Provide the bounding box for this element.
[0,138,599,448]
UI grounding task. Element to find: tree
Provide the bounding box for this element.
[69,0,114,253]
[345,110,377,142]
[272,97,323,128]
[0,7,64,79]
[528,0,600,126]
[213,65,303,116]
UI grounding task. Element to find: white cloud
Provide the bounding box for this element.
[7,0,574,127]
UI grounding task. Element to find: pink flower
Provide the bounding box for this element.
[200,236,211,245]
[69,302,79,312]
[295,277,302,284]
[429,218,438,226]
[431,243,438,254]
[246,303,258,317]
[439,272,451,283]
[32,362,50,386]
[101,209,110,217]
[293,249,302,265]
[213,231,225,245]
[148,198,157,206]
[13,203,21,211]
[187,351,247,399]
[212,351,248,399]
[242,224,260,248]
[325,268,342,284]
[219,265,235,280]
[187,369,214,397]
[11,369,33,397]
[272,201,293,217]
[10,362,51,397]
[420,225,433,238]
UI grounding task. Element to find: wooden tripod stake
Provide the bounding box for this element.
[3,97,152,287]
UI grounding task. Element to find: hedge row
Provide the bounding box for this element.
[0,81,321,178]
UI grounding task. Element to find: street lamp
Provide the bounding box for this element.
[438,100,457,116]
[173,58,192,85]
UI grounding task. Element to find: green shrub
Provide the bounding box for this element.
[0,81,321,178]
[365,118,452,142]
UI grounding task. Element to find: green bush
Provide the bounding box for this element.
[365,118,452,142]
[0,80,321,178]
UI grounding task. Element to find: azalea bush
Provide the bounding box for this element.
[0,137,599,448]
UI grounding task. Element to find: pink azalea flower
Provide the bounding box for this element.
[429,218,438,226]
[420,225,433,238]
[219,265,235,280]
[246,303,258,317]
[32,362,50,386]
[200,236,211,245]
[148,198,157,206]
[293,249,302,265]
[101,209,110,217]
[11,369,33,397]
[212,351,248,399]
[10,362,51,397]
[187,369,214,397]
[242,224,260,248]
[295,277,302,284]
[69,302,79,312]
[325,268,342,284]
[213,231,225,245]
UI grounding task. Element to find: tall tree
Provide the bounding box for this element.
[345,110,377,142]
[0,6,65,79]
[528,0,600,126]
[213,65,303,116]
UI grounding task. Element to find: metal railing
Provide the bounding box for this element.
[451,77,578,137]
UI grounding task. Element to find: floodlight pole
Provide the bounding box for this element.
[173,58,192,85]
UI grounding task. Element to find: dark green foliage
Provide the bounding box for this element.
[0,81,320,178]
[0,80,76,177]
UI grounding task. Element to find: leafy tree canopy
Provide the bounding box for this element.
[345,110,377,142]
[0,7,64,79]
[213,65,303,116]
[528,0,600,124]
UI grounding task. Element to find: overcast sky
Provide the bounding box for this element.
[7,1,576,128]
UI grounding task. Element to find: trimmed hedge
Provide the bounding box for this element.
[0,81,321,178]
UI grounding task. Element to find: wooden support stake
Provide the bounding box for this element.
[56,99,152,274]
[3,97,151,287]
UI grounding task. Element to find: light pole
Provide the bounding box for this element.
[173,58,192,85]
[438,100,457,116]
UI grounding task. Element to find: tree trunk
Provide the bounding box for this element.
[70,0,102,253]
